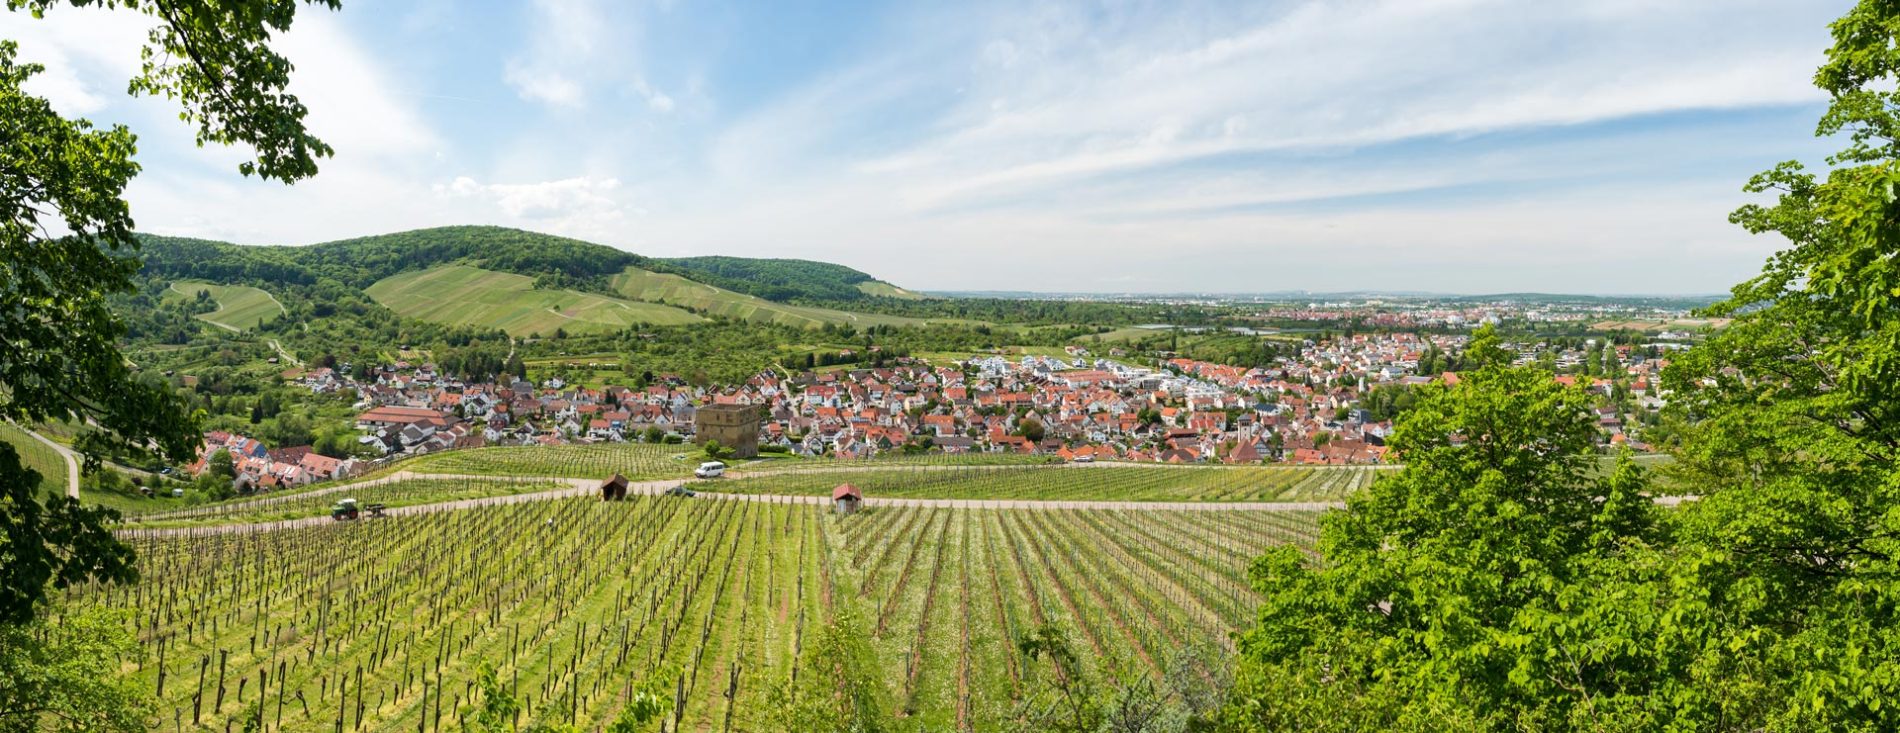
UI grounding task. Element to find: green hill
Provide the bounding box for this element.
[138,226,916,303]
[133,227,929,333]
[610,268,930,328]
[658,254,903,302]
[161,280,287,332]
[366,265,703,336]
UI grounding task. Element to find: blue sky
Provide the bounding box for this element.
[8,0,1855,294]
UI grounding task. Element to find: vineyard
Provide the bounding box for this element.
[713,463,1389,502]
[403,444,695,479]
[120,477,574,527]
[72,492,1323,731]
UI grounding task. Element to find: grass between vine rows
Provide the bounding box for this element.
[69,496,1320,731]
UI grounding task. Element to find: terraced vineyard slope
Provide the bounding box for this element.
[611,267,929,328]
[365,265,703,336]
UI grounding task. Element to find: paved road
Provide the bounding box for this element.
[20,425,80,499]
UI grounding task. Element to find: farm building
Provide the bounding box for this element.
[599,473,629,501]
[832,483,862,516]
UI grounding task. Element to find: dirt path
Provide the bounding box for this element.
[22,425,80,499]
[269,339,302,367]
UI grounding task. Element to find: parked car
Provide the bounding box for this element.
[694,461,726,479]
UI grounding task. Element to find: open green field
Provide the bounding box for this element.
[712,464,1387,502]
[1091,326,1169,342]
[366,265,704,336]
[612,268,929,328]
[79,495,1318,731]
[163,280,287,332]
[855,280,927,299]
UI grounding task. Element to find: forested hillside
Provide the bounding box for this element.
[134,226,911,302]
[658,255,894,301]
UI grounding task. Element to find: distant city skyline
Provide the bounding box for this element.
[10,0,1852,294]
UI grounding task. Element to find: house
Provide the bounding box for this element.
[299,453,346,481]
[832,484,863,516]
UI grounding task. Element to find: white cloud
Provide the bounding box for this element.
[276,11,443,160]
[658,0,1844,293]
[6,3,453,248]
[434,175,628,238]
[500,0,682,118]
[505,62,586,108]
[502,0,605,108]
[633,79,675,113]
[19,49,106,115]
[5,5,148,115]
[843,0,1829,212]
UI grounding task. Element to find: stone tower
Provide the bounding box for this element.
[694,403,760,458]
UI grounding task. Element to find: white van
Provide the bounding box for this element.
[694,461,727,479]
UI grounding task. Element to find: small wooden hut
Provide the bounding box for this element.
[832,483,863,516]
[599,473,629,501]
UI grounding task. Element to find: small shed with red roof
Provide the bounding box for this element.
[832,483,863,516]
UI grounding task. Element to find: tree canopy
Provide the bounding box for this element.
[1226,2,1900,729]
[3,0,334,622]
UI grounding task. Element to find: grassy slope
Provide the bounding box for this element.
[611,267,930,328]
[163,280,287,332]
[365,264,703,336]
[0,422,68,493]
[856,280,926,299]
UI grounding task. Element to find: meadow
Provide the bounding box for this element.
[75,493,1320,732]
[1,421,70,494]
[163,280,288,332]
